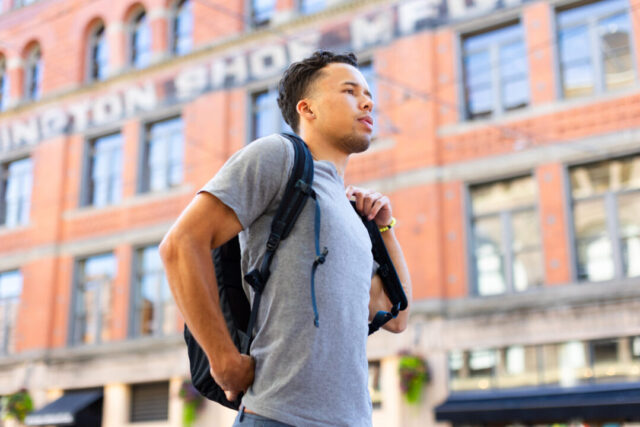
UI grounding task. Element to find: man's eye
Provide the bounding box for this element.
[344,89,354,94]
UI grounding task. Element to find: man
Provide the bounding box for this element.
[160,51,412,426]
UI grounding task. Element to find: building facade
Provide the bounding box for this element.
[0,0,639,425]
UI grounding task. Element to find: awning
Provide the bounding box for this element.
[25,390,102,426]
[435,382,640,423]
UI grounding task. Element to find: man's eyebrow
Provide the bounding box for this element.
[341,81,373,100]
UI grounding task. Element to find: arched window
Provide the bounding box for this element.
[171,0,192,55]
[130,10,151,69]
[89,24,109,82]
[0,56,9,111]
[24,45,42,101]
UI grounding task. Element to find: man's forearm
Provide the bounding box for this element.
[160,234,238,367]
[381,228,412,325]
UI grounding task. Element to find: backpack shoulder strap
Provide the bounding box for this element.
[350,201,408,335]
[241,133,316,353]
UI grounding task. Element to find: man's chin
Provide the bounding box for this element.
[342,134,371,154]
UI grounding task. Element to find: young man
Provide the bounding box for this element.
[160,51,412,426]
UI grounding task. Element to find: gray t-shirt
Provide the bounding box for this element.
[199,134,374,427]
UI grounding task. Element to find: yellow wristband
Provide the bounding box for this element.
[378,217,396,233]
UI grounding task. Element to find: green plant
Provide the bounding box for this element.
[398,353,429,405]
[1,389,33,422]
[179,380,204,427]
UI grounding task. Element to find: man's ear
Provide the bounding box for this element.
[296,99,315,122]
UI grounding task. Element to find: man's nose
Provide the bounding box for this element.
[361,96,373,112]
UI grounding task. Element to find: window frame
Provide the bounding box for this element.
[69,252,117,346]
[0,55,8,111]
[24,45,42,102]
[129,243,176,338]
[0,157,32,228]
[564,153,640,283]
[465,173,545,297]
[139,116,184,194]
[555,0,638,99]
[0,270,22,356]
[87,23,109,83]
[248,85,292,143]
[170,0,193,56]
[81,132,123,208]
[459,20,530,121]
[249,0,276,28]
[129,9,151,69]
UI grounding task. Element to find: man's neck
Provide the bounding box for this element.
[299,132,349,178]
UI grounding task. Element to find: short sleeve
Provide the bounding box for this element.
[198,135,292,229]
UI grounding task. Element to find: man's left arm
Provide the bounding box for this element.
[347,186,412,333]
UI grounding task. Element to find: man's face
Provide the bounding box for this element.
[305,62,375,154]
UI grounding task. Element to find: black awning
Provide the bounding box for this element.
[25,390,102,426]
[435,382,640,423]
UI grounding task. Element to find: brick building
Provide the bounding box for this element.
[0,0,639,425]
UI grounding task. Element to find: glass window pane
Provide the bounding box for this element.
[4,158,32,227]
[570,157,640,198]
[600,13,634,91]
[468,349,496,389]
[464,50,492,117]
[496,345,539,388]
[252,0,276,26]
[511,210,540,250]
[133,13,152,69]
[0,271,22,300]
[78,254,115,345]
[513,250,544,292]
[574,198,614,281]
[137,246,175,336]
[174,0,193,55]
[559,25,594,98]
[474,216,506,296]
[92,26,109,81]
[592,339,620,381]
[618,193,640,277]
[471,176,536,215]
[252,90,289,140]
[90,134,122,206]
[300,0,325,14]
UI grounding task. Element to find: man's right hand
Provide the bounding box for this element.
[210,352,255,402]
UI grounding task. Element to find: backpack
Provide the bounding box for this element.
[183,133,408,410]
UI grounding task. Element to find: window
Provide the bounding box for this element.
[469,176,543,296]
[24,45,42,101]
[250,88,292,141]
[171,0,192,56]
[450,337,640,391]
[141,117,183,193]
[88,24,109,82]
[1,158,32,228]
[0,270,21,355]
[251,0,276,27]
[368,361,382,409]
[300,0,326,14]
[132,245,176,337]
[72,253,116,345]
[84,133,122,207]
[0,56,9,111]
[130,11,151,69]
[570,155,640,282]
[359,60,378,136]
[462,23,529,119]
[557,0,634,98]
[130,382,169,422]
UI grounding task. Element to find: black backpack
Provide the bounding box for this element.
[183,133,408,410]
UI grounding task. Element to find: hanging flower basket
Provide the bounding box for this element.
[179,380,204,427]
[398,353,430,405]
[1,389,33,422]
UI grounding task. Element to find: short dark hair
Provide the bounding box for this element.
[277,50,358,133]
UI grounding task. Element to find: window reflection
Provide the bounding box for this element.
[570,155,640,282]
[471,177,542,296]
[557,0,634,98]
